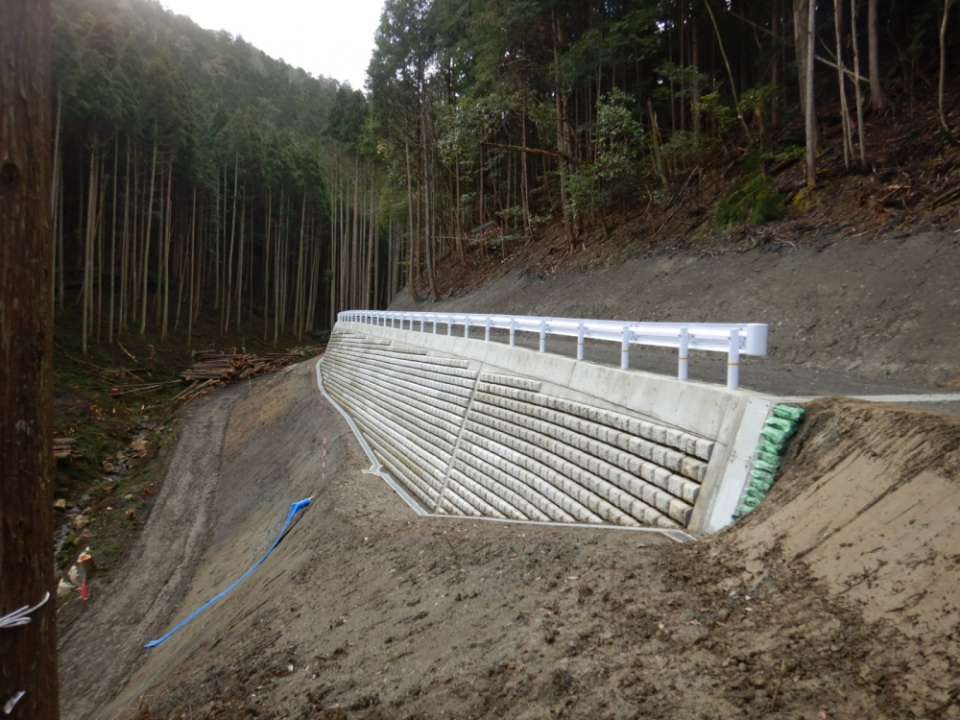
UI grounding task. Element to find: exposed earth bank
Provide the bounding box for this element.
[58,358,960,720]
[390,229,960,389]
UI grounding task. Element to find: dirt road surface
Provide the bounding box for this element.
[58,355,960,719]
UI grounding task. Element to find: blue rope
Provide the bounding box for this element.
[144,497,312,648]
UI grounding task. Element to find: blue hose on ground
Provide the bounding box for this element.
[144,497,312,648]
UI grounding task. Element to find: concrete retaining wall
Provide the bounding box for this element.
[322,322,759,534]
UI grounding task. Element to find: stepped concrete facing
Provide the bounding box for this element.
[321,322,762,535]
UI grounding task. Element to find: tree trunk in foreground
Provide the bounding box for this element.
[0,1,61,718]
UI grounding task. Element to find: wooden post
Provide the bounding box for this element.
[0,0,60,718]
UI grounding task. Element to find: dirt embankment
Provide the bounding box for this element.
[58,359,960,720]
[391,230,960,388]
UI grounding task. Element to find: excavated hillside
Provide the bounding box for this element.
[57,357,960,720]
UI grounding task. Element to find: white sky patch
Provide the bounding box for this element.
[159,0,386,91]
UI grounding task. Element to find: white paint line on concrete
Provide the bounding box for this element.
[776,393,960,404]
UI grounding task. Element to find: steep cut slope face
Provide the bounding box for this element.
[714,397,960,712]
[390,231,960,389]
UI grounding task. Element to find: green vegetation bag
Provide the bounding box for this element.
[750,468,776,484]
[760,426,792,446]
[753,457,780,473]
[757,440,784,457]
[756,450,782,465]
[764,417,797,435]
[772,405,805,423]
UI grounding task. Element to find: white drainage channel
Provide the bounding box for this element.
[315,358,695,543]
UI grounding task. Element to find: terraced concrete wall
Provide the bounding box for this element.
[322,323,753,534]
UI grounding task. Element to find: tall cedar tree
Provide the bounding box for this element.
[0,0,61,718]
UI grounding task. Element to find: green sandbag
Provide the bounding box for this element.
[740,495,761,509]
[753,457,780,473]
[756,450,781,466]
[735,504,753,518]
[750,468,776,484]
[764,416,797,435]
[745,486,767,502]
[749,477,773,493]
[761,426,792,445]
[772,405,805,422]
[757,439,784,456]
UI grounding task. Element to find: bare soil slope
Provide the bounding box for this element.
[59,359,960,720]
[391,229,960,388]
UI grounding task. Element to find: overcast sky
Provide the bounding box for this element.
[159,0,386,91]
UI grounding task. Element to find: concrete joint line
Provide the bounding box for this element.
[316,356,427,516]
[320,337,694,543]
[433,364,484,513]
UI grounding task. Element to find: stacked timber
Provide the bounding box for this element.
[53,438,81,463]
[180,353,301,383]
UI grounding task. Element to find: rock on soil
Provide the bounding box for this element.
[58,359,960,720]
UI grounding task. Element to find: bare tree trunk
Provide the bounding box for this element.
[51,90,62,307]
[804,0,817,187]
[223,152,238,333]
[0,0,60,715]
[139,139,157,334]
[274,190,284,345]
[404,129,419,301]
[835,0,854,168]
[185,187,196,344]
[263,188,272,340]
[236,193,245,330]
[552,9,576,250]
[692,1,702,135]
[160,158,173,339]
[704,0,752,141]
[939,0,954,137]
[107,135,118,342]
[851,0,868,164]
[81,140,99,355]
[867,0,890,111]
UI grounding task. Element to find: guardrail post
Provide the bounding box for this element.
[678,327,689,381]
[539,320,547,353]
[509,318,516,347]
[464,317,471,338]
[432,319,437,334]
[485,317,491,342]
[577,323,585,361]
[621,325,631,370]
[447,316,453,336]
[727,329,740,390]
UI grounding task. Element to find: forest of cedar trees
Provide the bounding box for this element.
[53,0,956,351]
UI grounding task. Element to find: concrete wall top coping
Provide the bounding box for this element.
[338,322,759,441]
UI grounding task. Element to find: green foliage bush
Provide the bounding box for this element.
[715,172,784,227]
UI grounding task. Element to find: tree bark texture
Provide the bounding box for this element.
[0,0,61,718]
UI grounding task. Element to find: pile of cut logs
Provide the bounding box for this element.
[180,353,301,382]
[53,438,81,463]
[175,351,311,404]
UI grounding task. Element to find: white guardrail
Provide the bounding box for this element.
[337,310,768,390]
